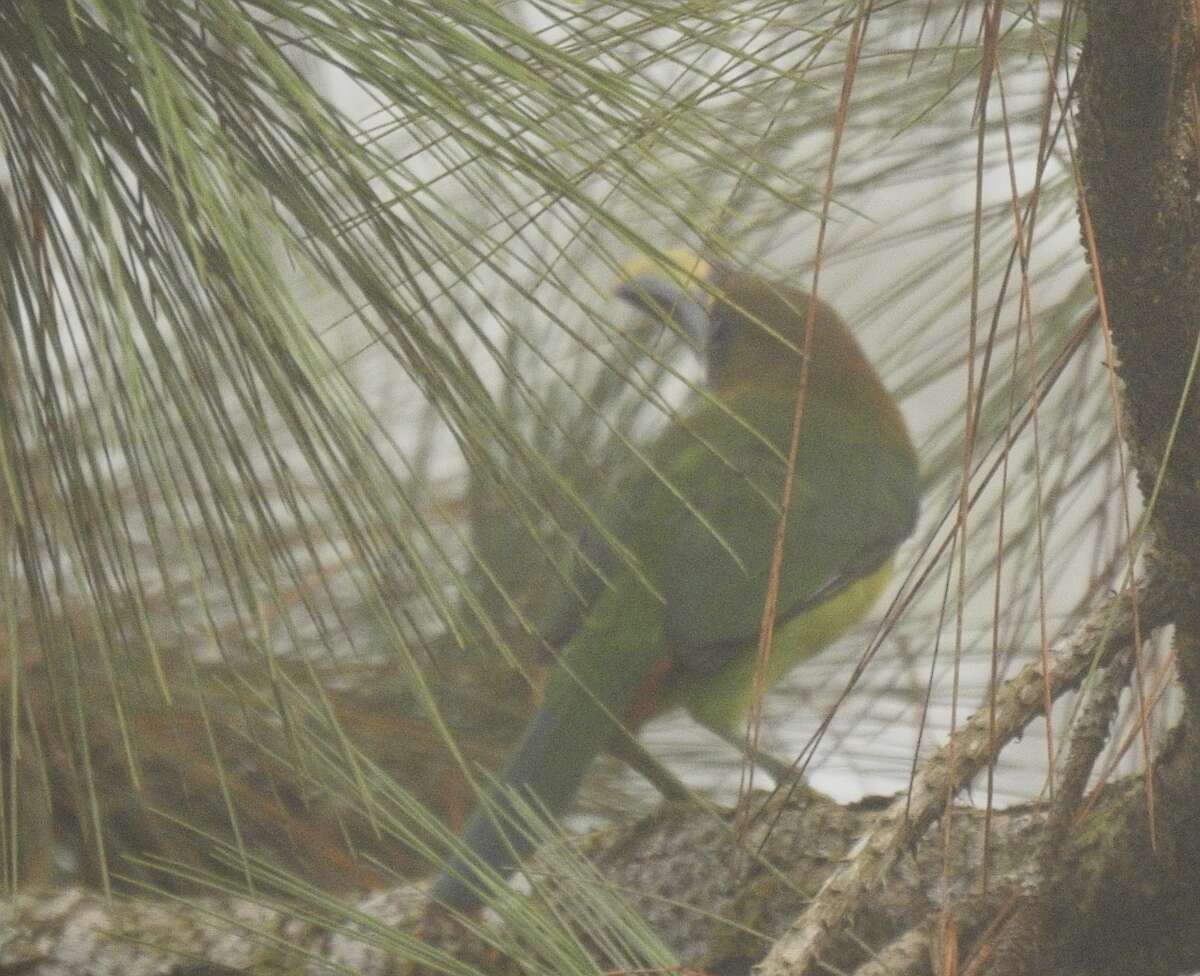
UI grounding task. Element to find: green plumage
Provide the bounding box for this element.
[431,263,919,911]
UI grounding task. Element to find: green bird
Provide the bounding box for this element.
[431,254,919,911]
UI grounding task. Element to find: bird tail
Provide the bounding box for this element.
[431,608,664,911]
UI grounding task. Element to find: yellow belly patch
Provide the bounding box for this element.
[677,558,894,735]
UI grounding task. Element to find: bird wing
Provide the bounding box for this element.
[537,390,918,671]
[653,391,918,668]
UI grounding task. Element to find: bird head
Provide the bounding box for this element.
[615,251,885,403]
[615,250,819,389]
[615,249,716,350]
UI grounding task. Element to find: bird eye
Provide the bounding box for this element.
[704,312,731,375]
[616,274,711,348]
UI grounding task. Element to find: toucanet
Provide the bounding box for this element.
[431,254,920,911]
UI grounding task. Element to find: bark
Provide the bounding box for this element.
[1,742,1197,976]
[3,576,1196,976]
[1077,0,1200,735]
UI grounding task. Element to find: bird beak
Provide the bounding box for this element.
[616,273,713,348]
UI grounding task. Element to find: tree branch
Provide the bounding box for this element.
[756,572,1178,976]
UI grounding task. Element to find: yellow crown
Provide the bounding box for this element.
[618,248,712,292]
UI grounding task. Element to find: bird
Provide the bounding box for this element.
[430,252,920,911]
